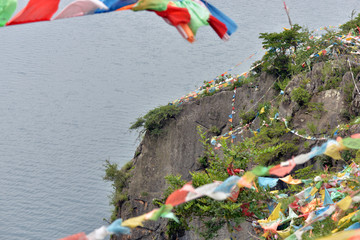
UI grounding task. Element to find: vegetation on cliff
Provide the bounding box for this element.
[130,105,182,136]
[105,13,360,240]
[161,14,360,239]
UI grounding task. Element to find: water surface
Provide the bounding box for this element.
[0,1,358,239]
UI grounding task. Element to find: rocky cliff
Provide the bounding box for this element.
[112,57,360,240]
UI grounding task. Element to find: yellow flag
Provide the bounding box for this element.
[310,187,318,196]
[122,214,147,228]
[277,227,291,239]
[268,203,282,221]
[280,175,302,185]
[320,189,325,202]
[336,196,352,211]
[324,143,342,160]
[337,210,359,229]
[260,107,265,114]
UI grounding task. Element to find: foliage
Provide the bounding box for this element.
[320,61,348,91]
[260,24,308,81]
[257,101,271,121]
[307,122,318,135]
[307,102,327,119]
[239,110,257,124]
[164,126,274,239]
[302,217,337,240]
[104,160,134,221]
[291,86,311,106]
[250,60,263,77]
[250,121,300,165]
[340,12,360,34]
[276,77,291,91]
[209,125,221,135]
[130,105,182,136]
[344,82,355,105]
[293,165,319,180]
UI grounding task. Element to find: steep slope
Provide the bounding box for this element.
[112,57,360,240]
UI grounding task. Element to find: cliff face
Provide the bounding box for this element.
[114,59,360,240]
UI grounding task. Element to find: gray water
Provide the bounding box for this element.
[0,0,359,239]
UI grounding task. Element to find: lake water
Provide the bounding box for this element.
[0,0,359,239]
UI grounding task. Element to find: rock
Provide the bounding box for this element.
[113,58,360,240]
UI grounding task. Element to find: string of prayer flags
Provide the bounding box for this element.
[171,55,259,106]
[59,132,360,240]
[1,0,237,43]
[229,87,236,134]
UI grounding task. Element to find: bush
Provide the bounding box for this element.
[103,160,134,221]
[307,122,318,135]
[209,126,221,135]
[340,12,360,34]
[163,127,273,239]
[239,110,257,124]
[130,105,182,135]
[291,87,311,106]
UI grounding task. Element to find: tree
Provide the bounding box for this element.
[259,24,307,80]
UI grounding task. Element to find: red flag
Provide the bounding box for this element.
[154,4,191,26]
[208,15,228,40]
[165,183,194,206]
[7,0,60,26]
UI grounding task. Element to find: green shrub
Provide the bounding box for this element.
[130,105,182,135]
[307,122,318,135]
[239,110,257,124]
[344,82,355,105]
[291,87,311,106]
[276,77,291,91]
[103,160,134,221]
[163,127,274,239]
[307,102,326,119]
[209,126,221,135]
[298,129,306,135]
[340,12,360,33]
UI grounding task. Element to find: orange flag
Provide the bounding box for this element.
[58,232,88,240]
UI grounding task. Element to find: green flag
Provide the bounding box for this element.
[174,0,209,35]
[0,0,17,27]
